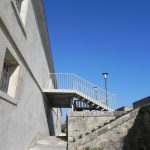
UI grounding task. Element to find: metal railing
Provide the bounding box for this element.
[46,73,116,109]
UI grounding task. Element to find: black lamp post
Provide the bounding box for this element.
[102,72,108,106]
[94,86,98,100]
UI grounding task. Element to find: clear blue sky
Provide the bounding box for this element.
[44,0,150,110]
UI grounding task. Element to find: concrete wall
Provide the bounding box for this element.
[0,0,61,150]
[67,111,125,143]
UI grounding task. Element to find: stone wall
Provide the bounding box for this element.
[72,105,150,150]
[67,111,125,143]
[68,98,150,150]
[123,105,150,150]
[68,109,139,150]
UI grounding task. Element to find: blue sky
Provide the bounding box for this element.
[44,0,150,110]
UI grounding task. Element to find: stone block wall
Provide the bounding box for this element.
[67,111,125,143]
[68,108,139,150]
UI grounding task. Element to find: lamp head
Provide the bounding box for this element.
[94,86,98,92]
[102,72,108,79]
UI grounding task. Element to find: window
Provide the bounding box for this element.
[0,63,10,92]
[16,0,23,12]
[0,49,19,98]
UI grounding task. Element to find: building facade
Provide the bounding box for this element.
[0,0,61,150]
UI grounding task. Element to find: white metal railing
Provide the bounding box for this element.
[46,73,116,109]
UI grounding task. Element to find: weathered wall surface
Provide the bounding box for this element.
[67,111,125,142]
[0,0,61,150]
[68,109,139,150]
[75,106,150,150]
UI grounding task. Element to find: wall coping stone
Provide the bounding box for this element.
[68,111,125,117]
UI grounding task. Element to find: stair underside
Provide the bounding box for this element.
[43,89,113,111]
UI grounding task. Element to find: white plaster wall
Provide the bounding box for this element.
[23,0,51,89]
[0,0,61,149]
[0,0,51,89]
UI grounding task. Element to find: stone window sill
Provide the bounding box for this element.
[0,90,17,105]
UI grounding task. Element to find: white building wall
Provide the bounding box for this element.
[0,0,61,150]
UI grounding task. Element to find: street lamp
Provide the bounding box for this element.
[94,86,98,100]
[102,72,109,106]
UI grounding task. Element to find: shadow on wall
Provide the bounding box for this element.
[123,105,150,150]
[48,106,55,136]
[42,94,55,136]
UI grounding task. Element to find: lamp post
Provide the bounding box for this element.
[94,86,98,100]
[102,72,108,106]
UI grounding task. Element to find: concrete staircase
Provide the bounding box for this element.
[30,136,67,150]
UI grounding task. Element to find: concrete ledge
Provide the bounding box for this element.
[0,90,17,105]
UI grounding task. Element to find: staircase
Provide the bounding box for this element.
[43,73,116,111]
[30,136,67,150]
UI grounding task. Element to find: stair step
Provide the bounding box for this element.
[30,136,67,150]
[31,148,66,150]
[45,136,66,140]
[36,140,67,145]
[37,139,67,146]
[30,144,67,150]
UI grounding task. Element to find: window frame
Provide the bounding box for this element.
[0,49,20,99]
[0,62,10,93]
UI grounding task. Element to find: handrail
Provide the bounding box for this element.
[46,73,116,109]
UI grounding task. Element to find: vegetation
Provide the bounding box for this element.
[84,147,103,150]
[78,134,83,139]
